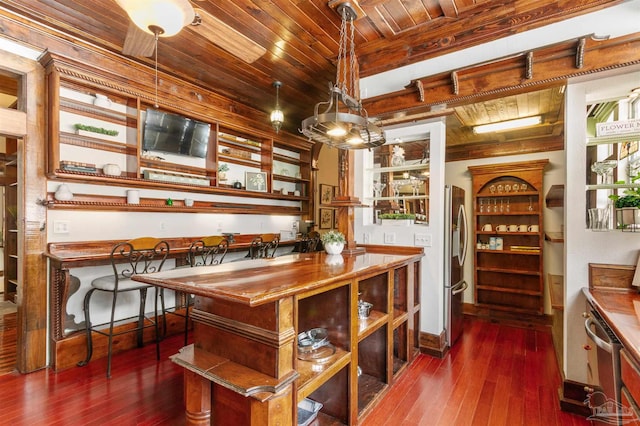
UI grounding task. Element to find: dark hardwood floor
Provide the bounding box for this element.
[0,315,589,425]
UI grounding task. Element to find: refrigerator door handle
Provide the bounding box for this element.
[457,203,468,267]
[452,280,468,295]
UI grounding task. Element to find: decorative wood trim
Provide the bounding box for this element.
[446,134,564,162]
[525,51,533,79]
[364,32,640,122]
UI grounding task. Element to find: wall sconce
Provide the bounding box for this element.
[270,81,284,133]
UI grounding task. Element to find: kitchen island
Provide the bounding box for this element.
[133,247,423,425]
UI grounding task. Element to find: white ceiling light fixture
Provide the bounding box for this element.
[473,116,542,134]
[116,0,194,107]
[115,0,195,37]
[300,1,385,150]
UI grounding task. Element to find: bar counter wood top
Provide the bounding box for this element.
[583,287,640,363]
[132,251,420,306]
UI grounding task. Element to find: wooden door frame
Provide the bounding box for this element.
[0,49,47,373]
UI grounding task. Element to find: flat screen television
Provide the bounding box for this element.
[142,108,210,158]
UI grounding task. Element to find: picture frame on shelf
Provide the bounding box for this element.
[245,171,267,192]
[320,184,333,204]
[320,208,333,229]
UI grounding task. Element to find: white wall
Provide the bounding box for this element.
[354,119,446,336]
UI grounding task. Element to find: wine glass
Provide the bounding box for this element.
[591,160,618,185]
[410,178,422,196]
[373,182,386,198]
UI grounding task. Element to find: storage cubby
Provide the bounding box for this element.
[307,365,350,425]
[393,322,408,376]
[357,325,388,414]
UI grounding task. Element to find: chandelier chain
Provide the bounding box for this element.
[349,14,356,102]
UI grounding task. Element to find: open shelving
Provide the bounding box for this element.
[469,160,548,316]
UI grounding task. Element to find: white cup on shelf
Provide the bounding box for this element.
[184,198,194,207]
[495,224,507,232]
[482,224,492,232]
[528,224,539,232]
[126,190,140,204]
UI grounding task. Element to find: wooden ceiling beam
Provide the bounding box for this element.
[364,32,640,121]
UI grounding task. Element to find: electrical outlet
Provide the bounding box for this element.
[414,233,432,247]
[384,232,396,244]
[363,233,371,244]
[160,222,167,231]
[53,220,70,234]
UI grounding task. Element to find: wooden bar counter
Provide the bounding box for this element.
[133,248,423,425]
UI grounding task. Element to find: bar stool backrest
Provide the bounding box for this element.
[187,236,229,267]
[110,237,170,287]
[249,233,280,259]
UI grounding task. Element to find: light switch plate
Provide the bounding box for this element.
[414,233,432,247]
[53,220,70,234]
[384,232,396,244]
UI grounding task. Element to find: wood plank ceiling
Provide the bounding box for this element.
[0,0,624,147]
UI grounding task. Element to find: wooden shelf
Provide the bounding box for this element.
[296,347,351,400]
[545,232,564,242]
[549,274,564,310]
[545,184,564,208]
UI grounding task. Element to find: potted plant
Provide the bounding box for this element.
[321,230,346,255]
[74,123,119,138]
[379,213,416,226]
[218,163,229,181]
[609,177,640,229]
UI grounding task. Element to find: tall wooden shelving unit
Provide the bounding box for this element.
[468,159,548,316]
[3,137,18,303]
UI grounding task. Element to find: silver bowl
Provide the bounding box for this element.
[297,327,329,353]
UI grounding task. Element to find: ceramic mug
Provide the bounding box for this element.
[482,224,492,232]
[528,225,540,232]
[495,224,507,232]
[508,224,519,232]
[184,198,194,207]
[518,224,528,232]
[126,190,140,204]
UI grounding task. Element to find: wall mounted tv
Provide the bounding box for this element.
[142,108,210,158]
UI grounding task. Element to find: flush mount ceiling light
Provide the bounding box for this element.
[270,81,284,133]
[473,115,542,134]
[300,1,385,150]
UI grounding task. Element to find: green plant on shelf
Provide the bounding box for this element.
[609,174,640,208]
[379,213,416,220]
[73,124,119,136]
[218,163,229,172]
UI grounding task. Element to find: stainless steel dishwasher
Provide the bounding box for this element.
[584,302,623,425]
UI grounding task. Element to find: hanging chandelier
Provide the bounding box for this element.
[300,1,385,150]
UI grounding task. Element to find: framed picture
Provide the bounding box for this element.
[620,141,631,159]
[333,210,339,229]
[320,184,333,204]
[245,171,267,192]
[320,208,333,229]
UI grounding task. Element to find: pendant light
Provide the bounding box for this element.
[270,81,284,133]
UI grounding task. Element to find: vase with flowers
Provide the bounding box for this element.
[321,230,346,255]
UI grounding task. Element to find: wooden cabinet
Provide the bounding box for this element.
[42,54,312,215]
[468,160,548,315]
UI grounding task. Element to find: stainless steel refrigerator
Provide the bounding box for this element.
[444,185,469,347]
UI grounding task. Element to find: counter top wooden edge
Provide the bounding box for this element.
[583,286,640,363]
[133,251,423,307]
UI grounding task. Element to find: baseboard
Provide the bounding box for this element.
[463,303,552,330]
[52,310,188,371]
[419,329,447,358]
[558,378,593,417]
